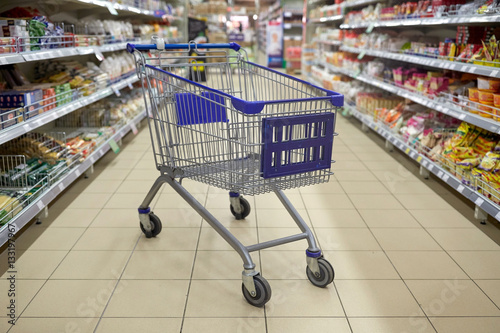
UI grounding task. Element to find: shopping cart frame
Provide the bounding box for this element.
[128,41,342,307]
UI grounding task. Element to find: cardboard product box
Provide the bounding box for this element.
[0,19,27,27]
[0,90,43,109]
[0,108,19,129]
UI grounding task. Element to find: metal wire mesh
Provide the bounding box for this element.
[134,48,338,195]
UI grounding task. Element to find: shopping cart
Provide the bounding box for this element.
[127,40,343,307]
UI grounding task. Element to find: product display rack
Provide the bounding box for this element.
[0,75,138,146]
[73,0,177,18]
[349,105,500,223]
[0,38,182,65]
[339,13,500,29]
[304,0,500,223]
[0,110,146,248]
[341,0,385,9]
[322,62,500,135]
[0,1,188,245]
[341,46,500,79]
[257,1,282,53]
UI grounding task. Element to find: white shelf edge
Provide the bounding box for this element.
[309,15,344,23]
[1,41,141,65]
[341,0,385,9]
[348,106,500,222]
[0,75,139,145]
[0,110,147,247]
[341,46,500,79]
[340,13,500,29]
[322,62,500,135]
[75,0,159,17]
[318,40,342,46]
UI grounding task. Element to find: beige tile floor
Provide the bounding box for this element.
[1,111,500,333]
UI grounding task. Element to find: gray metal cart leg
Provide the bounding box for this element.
[162,176,263,301]
[274,189,335,287]
[138,175,168,238]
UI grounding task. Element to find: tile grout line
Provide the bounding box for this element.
[254,196,269,333]
[178,187,208,333]
[335,125,440,333]
[92,234,142,333]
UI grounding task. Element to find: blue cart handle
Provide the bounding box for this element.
[127,42,241,53]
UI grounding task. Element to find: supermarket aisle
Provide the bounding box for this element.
[2,105,500,333]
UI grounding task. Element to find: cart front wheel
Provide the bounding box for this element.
[230,197,251,220]
[242,275,271,307]
[140,212,162,238]
[306,258,334,288]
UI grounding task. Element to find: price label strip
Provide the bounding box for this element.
[130,121,138,135]
[106,2,119,15]
[109,139,121,154]
[366,22,375,34]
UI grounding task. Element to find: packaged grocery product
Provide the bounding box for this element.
[449,122,470,147]
[478,91,494,104]
[477,77,500,93]
[478,152,500,171]
[494,93,500,108]
[468,87,479,102]
[473,134,497,155]
[457,158,481,169]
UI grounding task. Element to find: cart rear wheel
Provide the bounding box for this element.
[306,258,334,288]
[242,275,271,307]
[230,197,251,220]
[140,213,162,238]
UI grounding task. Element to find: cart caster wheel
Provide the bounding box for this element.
[140,212,162,238]
[242,274,271,307]
[306,258,334,288]
[230,197,251,220]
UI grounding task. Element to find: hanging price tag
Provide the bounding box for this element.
[130,122,138,135]
[353,68,361,78]
[366,22,375,33]
[109,139,120,154]
[112,86,121,97]
[357,50,366,60]
[93,47,105,61]
[106,2,119,15]
[128,82,134,89]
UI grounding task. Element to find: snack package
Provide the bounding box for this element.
[473,134,498,155]
[457,158,481,170]
[478,152,500,171]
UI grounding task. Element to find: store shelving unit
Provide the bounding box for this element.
[304,0,500,222]
[257,1,282,53]
[0,110,146,247]
[341,46,500,79]
[0,0,188,246]
[341,0,385,9]
[340,13,500,29]
[73,0,172,18]
[322,62,500,134]
[348,105,500,223]
[0,75,138,146]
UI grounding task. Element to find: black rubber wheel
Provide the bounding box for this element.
[140,212,162,238]
[230,197,251,220]
[306,258,335,288]
[242,275,271,307]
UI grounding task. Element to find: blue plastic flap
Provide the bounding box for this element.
[175,92,228,125]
